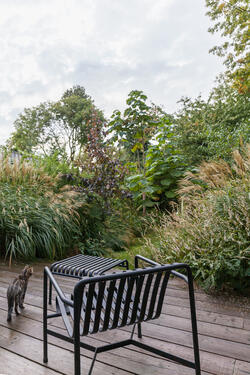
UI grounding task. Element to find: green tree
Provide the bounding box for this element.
[126,118,186,209]
[109,90,163,165]
[9,86,105,162]
[108,90,163,212]
[109,91,182,210]
[206,0,249,93]
[174,78,250,166]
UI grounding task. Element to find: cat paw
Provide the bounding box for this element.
[19,305,25,309]
[7,316,11,322]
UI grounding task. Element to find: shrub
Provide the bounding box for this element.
[31,151,73,178]
[174,79,250,166]
[0,183,85,264]
[0,159,87,264]
[76,196,131,254]
[144,146,250,293]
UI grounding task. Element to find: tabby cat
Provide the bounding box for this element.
[7,265,33,322]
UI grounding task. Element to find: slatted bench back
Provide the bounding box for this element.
[66,266,171,337]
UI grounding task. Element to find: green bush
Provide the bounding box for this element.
[144,147,250,293]
[0,159,87,263]
[77,196,131,254]
[31,151,73,178]
[174,79,250,166]
[0,183,83,263]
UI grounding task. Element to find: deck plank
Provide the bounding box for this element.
[243,319,250,331]
[0,325,129,375]
[0,347,60,375]
[233,361,250,375]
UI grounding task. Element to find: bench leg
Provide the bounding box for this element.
[43,270,48,363]
[187,269,201,375]
[130,322,142,339]
[138,322,142,338]
[88,349,98,375]
[74,338,81,375]
[49,280,52,305]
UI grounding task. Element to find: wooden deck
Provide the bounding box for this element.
[0,261,249,375]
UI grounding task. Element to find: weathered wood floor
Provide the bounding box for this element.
[0,261,249,375]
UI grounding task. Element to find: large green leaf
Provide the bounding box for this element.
[126,174,143,182]
[170,170,184,177]
[160,178,173,187]
[142,200,157,207]
[165,191,177,198]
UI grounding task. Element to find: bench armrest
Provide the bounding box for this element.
[134,255,188,284]
[171,266,188,284]
[135,254,160,268]
[44,266,74,307]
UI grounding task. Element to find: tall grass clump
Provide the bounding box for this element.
[144,146,250,293]
[0,158,56,193]
[0,158,86,264]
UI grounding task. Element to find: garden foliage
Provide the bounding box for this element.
[173,78,250,166]
[0,156,133,264]
[144,146,250,293]
[109,91,184,210]
[0,159,84,264]
[206,0,249,93]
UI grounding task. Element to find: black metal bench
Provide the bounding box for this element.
[50,254,129,278]
[43,255,201,375]
[49,254,129,304]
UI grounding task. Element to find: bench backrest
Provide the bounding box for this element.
[71,265,171,336]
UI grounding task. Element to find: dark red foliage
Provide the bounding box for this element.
[82,111,129,202]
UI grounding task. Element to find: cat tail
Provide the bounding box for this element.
[7,288,14,322]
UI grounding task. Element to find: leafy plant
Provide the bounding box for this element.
[143,146,250,293]
[75,196,130,254]
[125,116,186,208]
[109,90,164,213]
[144,121,186,206]
[32,151,74,178]
[84,112,128,204]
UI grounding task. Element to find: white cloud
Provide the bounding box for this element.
[0,0,224,144]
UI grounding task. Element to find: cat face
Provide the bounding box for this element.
[22,265,33,278]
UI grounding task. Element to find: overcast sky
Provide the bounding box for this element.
[0,0,224,144]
